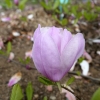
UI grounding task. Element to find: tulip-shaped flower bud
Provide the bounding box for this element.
[14,0,19,6]
[32,25,85,82]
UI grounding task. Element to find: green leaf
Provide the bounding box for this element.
[0,50,5,55]
[20,16,27,22]
[66,76,75,86]
[78,57,84,63]
[10,84,23,100]
[18,58,25,64]
[53,15,68,26]
[61,19,68,26]
[53,0,60,10]
[26,82,33,100]
[38,76,55,85]
[43,96,48,100]
[40,2,50,10]
[7,42,12,54]
[25,57,31,64]
[91,88,100,100]
[5,0,12,8]
[18,0,28,10]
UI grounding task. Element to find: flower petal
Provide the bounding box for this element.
[25,50,32,59]
[80,60,89,76]
[83,50,92,63]
[50,27,62,52]
[61,33,85,74]
[1,17,10,22]
[61,85,76,100]
[41,32,62,81]
[61,29,72,53]
[8,72,22,87]
[8,52,15,62]
[32,30,47,77]
[33,24,41,41]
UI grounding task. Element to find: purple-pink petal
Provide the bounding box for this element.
[8,72,22,87]
[61,33,85,74]
[32,25,85,81]
[61,29,72,53]
[40,32,62,81]
[32,30,47,77]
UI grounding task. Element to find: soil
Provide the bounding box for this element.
[0,5,100,100]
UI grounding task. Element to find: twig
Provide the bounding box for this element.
[68,71,100,83]
[61,85,81,100]
[0,54,36,70]
[1,54,100,83]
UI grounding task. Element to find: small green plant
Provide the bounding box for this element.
[66,76,75,86]
[91,88,100,100]
[19,57,31,65]
[5,0,13,9]
[7,42,12,55]
[26,82,34,100]
[18,0,28,10]
[10,82,33,100]
[10,84,23,100]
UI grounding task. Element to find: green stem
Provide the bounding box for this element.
[56,82,62,92]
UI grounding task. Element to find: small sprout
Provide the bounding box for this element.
[7,42,12,55]
[10,84,23,100]
[66,76,75,86]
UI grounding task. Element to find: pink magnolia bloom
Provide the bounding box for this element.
[32,25,85,81]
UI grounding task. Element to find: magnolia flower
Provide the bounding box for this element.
[32,25,85,81]
[8,72,22,87]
